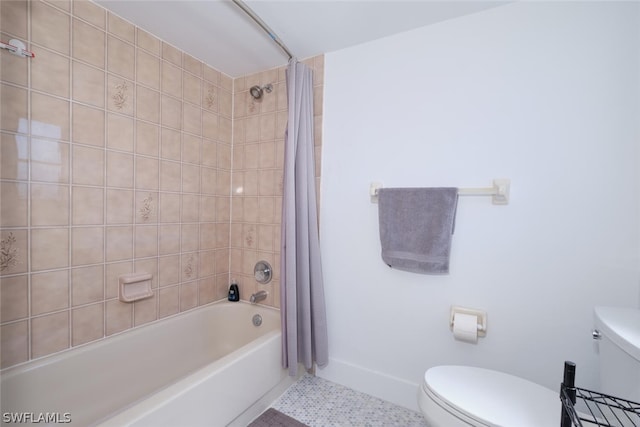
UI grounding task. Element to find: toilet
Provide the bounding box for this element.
[418,306,640,427]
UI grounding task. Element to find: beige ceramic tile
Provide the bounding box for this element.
[107,36,134,80]
[161,128,181,161]
[72,18,105,68]
[202,140,217,168]
[31,311,69,358]
[106,151,133,188]
[135,121,159,157]
[203,65,219,85]
[31,46,69,97]
[162,43,181,66]
[133,291,156,326]
[136,49,160,90]
[73,0,105,28]
[160,160,181,192]
[106,299,132,335]
[0,0,28,39]
[199,223,215,250]
[0,221,27,269]
[182,164,200,193]
[200,196,216,222]
[158,285,179,318]
[202,111,218,140]
[31,183,69,226]
[72,145,104,185]
[158,254,179,285]
[72,61,105,107]
[105,261,132,299]
[71,264,103,306]
[180,281,197,311]
[203,84,217,112]
[72,186,104,225]
[259,169,275,196]
[107,75,134,116]
[183,72,201,106]
[200,167,216,195]
[31,1,70,55]
[219,91,233,119]
[1,181,27,227]
[72,103,105,146]
[218,117,233,146]
[106,189,133,224]
[31,92,70,141]
[0,36,28,87]
[159,225,180,255]
[183,103,201,136]
[181,252,198,281]
[31,137,69,183]
[135,156,158,190]
[199,250,215,277]
[1,84,27,134]
[182,194,199,223]
[134,225,157,258]
[30,228,67,271]
[47,0,71,12]
[260,113,276,141]
[162,61,182,98]
[216,196,230,222]
[71,226,104,266]
[134,252,157,280]
[161,95,182,130]
[72,303,103,346]
[216,170,230,196]
[1,274,27,322]
[137,28,160,56]
[183,54,202,77]
[1,133,28,181]
[105,225,132,261]
[220,74,232,92]
[1,321,28,368]
[135,191,157,223]
[182,135,200,165]
[159,192,180,223]
[31,269,69,315]
[136,86,160,123]
[107,12,134,43]
[181,224,199,252]
[106,113,134,152]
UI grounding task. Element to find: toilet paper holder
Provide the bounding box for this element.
[450,306,487,337]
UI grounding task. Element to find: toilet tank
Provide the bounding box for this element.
[594,306,640,402]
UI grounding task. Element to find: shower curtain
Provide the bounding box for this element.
[280,59,329,376]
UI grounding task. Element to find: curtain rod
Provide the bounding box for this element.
[231,0,294,60]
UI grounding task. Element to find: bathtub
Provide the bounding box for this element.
[1,301,293,427]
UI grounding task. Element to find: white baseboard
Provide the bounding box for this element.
[317,358,422,412]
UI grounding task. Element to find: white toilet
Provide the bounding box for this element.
[418,306,640,427]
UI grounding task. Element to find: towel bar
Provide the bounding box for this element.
[370,179,510,205]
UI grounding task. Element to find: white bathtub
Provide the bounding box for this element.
[1,301,293,427]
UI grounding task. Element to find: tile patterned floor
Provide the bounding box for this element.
[271,374,428,427]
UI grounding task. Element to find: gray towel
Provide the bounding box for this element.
[378,187,458,274]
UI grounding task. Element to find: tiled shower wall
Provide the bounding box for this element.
[0,0,324,370]
[230,57,324,308]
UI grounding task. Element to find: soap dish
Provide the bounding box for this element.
[118,273,153,302]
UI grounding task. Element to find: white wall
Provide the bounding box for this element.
[318,2,640,411]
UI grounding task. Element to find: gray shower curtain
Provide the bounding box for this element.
[280,59,329,376]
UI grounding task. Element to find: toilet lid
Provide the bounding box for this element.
[423,366,560,427]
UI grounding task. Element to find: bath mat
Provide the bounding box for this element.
[248,408,309,427]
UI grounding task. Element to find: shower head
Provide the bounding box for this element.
[249,84,273,100]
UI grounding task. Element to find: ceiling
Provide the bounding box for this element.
[96,1,508,78]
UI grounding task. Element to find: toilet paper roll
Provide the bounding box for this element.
[453,313,478,343]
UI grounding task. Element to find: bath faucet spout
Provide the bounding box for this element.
[250,290,268,304]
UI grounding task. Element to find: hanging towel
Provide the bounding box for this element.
[378,187,458,274]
